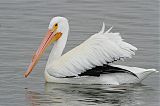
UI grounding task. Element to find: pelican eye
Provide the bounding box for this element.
[55,23,58,27]
[51,23,58,32]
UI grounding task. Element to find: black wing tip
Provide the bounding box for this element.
[127,71,139,79]
[62,65,139,79]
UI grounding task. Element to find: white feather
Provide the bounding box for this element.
[105,26,113,33]
[98,22,105,34]
[46,23,138,77]
[45,64,158,84]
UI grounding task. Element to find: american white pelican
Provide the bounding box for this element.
[24,16,158,85]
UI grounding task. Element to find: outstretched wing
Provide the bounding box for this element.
[47,23,137,77]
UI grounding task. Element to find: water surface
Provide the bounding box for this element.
[0,0,159,106]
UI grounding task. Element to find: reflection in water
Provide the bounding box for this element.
[25,83,154,106]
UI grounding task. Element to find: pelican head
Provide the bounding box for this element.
[24,16,69,77]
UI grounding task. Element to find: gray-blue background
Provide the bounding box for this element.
[0,0,159,106]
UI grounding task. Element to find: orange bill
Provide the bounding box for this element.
[24,30,62,77]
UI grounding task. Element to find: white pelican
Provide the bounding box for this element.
[24,16,158,85]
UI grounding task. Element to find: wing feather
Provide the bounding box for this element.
[47,23,137,77]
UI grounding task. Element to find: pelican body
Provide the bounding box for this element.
[24,17,157,85]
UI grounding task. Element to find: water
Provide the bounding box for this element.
[0,0,159,106]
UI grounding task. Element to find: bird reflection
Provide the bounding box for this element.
[25,83,154,106]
